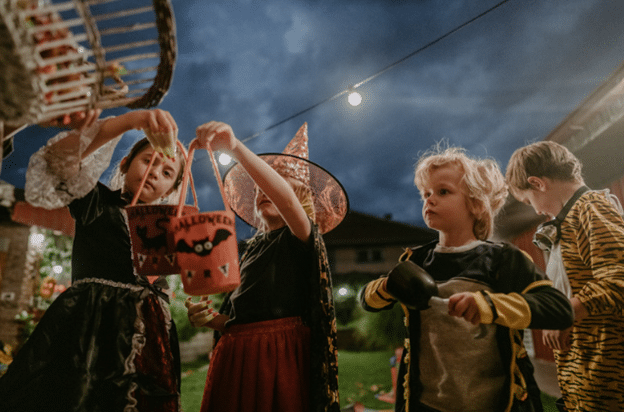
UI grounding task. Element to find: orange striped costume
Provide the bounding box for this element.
[556,190,624,412]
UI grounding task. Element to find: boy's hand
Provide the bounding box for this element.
[448,292,481,325]
[542,328,571,351]
[195,121,238,153]
[184,296,216,328]
[541,297,586,351]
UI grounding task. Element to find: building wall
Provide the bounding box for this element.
[0,223,37,346]
[330,245,406,276]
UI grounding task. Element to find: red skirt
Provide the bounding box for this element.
[201,317,311,412]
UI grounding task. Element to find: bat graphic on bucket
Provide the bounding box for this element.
[169,139,241,296]
[174,228,233,256]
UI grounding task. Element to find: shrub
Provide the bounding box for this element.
[351,301,406,351]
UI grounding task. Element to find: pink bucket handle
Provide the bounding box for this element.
[130,140,197,207]
[175,138,232,218]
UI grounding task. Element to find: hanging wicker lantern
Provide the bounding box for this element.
[0,0,177,126]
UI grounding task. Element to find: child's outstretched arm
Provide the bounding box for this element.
[2,109,103,146]
[89,109,177,158]
[195,121,312,242]
[42,109,177,179]
[26,109,178,209]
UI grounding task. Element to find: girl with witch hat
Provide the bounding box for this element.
[185,121,348,412]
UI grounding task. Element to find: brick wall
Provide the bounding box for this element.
[0,222,37,347]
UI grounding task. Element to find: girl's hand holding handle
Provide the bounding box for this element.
[195,121,238,153]
[184,296,216,328]
[141,109,178,160]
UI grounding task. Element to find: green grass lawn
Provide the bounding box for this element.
[181,350,559,411]
[337,350,395,410]
[180,356,210,412]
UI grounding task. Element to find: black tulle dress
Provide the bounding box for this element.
[0,183,181,412]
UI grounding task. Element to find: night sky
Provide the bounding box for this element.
[3,0,624,237]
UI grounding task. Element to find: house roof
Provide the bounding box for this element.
[496,61,624,240]
[11,201,74,237]
[545,60,624,190]
[0,187,75,237]
[323,210,437,248]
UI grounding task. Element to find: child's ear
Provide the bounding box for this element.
[527,176,546,191]
[120,157,129,174]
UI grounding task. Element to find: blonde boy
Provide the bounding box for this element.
[362,146,573,412]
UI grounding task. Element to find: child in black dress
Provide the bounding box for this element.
[185,121,348,412]
[361,145,573,412]
[0,109,185,412]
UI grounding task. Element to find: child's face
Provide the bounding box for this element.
[513,186,559,219]
[253,176,300,230]
[420,164,474,236]
[254,186,280,222]
[124,146,181,203]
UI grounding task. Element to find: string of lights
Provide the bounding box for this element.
[241,0,512,143]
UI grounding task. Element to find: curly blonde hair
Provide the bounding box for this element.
[414,145,508,240]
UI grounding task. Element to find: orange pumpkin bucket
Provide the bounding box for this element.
[170,140,240,296]
[126,141,198,277]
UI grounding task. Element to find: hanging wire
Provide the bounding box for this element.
[241,0,512,143]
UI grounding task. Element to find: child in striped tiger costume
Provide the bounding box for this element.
[507,140,624,412]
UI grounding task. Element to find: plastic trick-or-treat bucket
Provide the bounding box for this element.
[169,140,240,296]
[126,141,198,277]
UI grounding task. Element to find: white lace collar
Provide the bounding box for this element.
[434,240,486,253]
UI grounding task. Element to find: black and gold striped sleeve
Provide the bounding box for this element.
[474,280,573,330]
[474,245,573,330]
[360,276,397,312]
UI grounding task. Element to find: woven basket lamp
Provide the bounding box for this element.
[0,0,177,127]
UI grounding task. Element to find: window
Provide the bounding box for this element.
[356,249,383,263]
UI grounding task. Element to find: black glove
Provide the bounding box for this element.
[386,260,438,310]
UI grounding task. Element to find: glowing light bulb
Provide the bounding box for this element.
[219,153,232,165]
[338,287,348,296]
[348,91,362,106]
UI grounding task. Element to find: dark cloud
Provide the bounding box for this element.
[3,0,624,232]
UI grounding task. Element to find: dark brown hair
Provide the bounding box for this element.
[113,137,186,198]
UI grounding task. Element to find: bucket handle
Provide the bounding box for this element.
[175,138,231,218]
[130,140,197,207]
